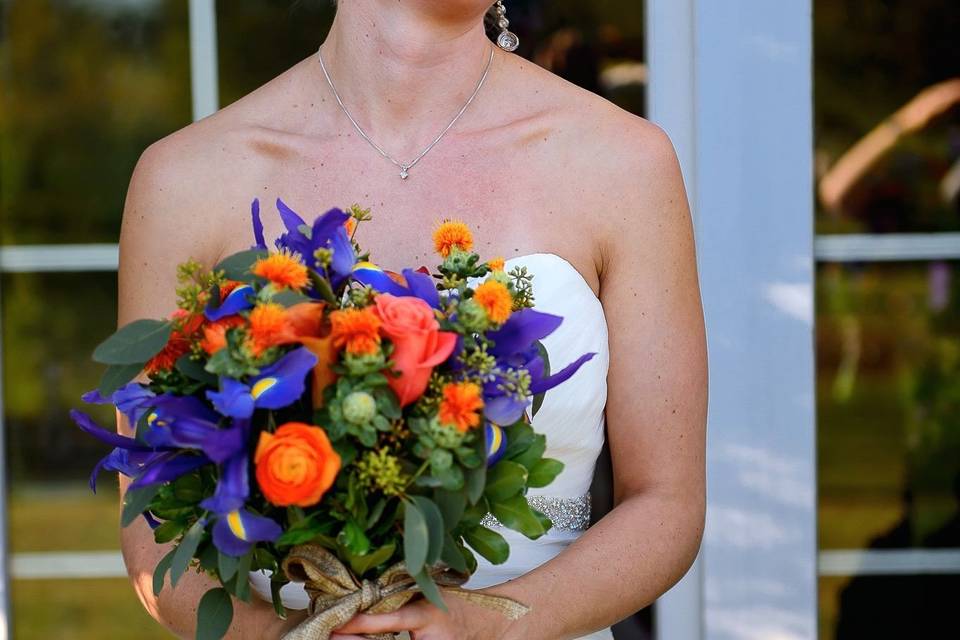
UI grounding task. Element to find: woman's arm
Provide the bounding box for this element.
[115,141,304,638]
[335,123,708,640]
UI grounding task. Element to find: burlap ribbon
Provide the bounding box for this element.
[280,544,530,640]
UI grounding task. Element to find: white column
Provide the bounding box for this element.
[647,1,817,639]
[189,0,220,121]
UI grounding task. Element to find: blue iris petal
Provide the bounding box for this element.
[212,509,282,558]
[129,452,210,490]
[251,198,267,250]
[328,226,356,287]
[529,352,597,395]
[402,269,440,308]
[207,378,256,419]
[483,394,529,426]
[70,409,154,451]
[205,285,255,321]
[250,347,317,409]
[311,207,351,245]
[200,453,249,514]
[352,265,408,296]
[488,309,563,358]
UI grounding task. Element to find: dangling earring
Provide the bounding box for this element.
[492,1,519,52]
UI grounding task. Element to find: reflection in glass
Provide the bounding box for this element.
[815,0,960,234]
[0,0,191,245]
[817,260,960,638]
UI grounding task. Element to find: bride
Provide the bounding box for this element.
[115,1,707,638]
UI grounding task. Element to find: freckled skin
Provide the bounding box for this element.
[115,2,706,639]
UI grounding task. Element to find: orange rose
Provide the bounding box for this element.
[374,294,457,406]
[254,422,341,507]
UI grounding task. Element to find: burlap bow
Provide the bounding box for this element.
[280,544,530,640]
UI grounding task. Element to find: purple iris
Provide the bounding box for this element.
[205,284,255,321]
[352,265,441,309]
[200,452,282,557]
[206,347,317,419]
[252,198,356,288]
[481,309,596,425]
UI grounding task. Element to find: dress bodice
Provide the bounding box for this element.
[251,253,612,639]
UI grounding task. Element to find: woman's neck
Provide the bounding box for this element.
[319,1,495,152]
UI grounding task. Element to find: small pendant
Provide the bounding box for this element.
[399,165,410,180]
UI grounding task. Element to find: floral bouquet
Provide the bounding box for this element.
[72,199,594,640]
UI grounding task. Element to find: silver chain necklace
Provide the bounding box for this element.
[317,44,495,180]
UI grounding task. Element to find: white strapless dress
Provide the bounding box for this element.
[251,253,612,640]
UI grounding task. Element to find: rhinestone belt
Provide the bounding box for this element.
[480,494,592,531]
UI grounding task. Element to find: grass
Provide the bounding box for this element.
[8,483,122,552]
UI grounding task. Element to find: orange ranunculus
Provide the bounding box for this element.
[254,422,341,508]
[373,294,457,407]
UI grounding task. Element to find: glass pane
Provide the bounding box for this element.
[817,260,960,638]
[0,0,192,245]
[815,2,960,234]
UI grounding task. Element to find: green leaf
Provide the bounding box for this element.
[271,289,311,307]
[483,461,528,502]
[348,541,396,578]
[98,362,145,395]
[218,552,240,583]
[170,520,205,588]
[463,525,509,565]
[195,588,233,640]
[233,552,253,602]
[412,570,446,611]
[154,520,187,544]
[215,249,268,281]
[309,272,338,304]
[502,423,535,460]
[532,341,550,417]
[531,508,553,533]
[403,500,429,575]
[121,484,161,527]
[436,465,464,491]
[153,547,176,596]
[176,355,218,385]
[411,496,445,566]
[429,449,453,471]
[270,579,288,619]
[440,533,468,573]
[337,520,371,555]
[433,489,465,531]
[490,495,546,539]
[527,458,565,488]
[93,319,173,365]
[510,434,546,471]
[465,454,486,505]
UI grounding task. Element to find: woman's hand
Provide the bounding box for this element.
[331,593,513,640]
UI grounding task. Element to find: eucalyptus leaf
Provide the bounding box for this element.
[271,289,312,307]
[121,484,161,527]
[93,319,172,365]
[98,362,145,395]
[196,588,233,640]
[218,552,240,583]
[465,463,486,505]
[527,458,565,488]
[403,500,429,575]
[271,579,288,619]
[463,525,509,565]
[154,520,187,544]
[234,552,253,602]
[411,496,445,566]
[441,533,468,573]
[153,547,176,596]
[412,570,446,611]
[433,489,465,531]
[348,541,397,577]
[176,355,218,385]
[215,249,268,281]
[483,461,527,502]
[170,520,205,588]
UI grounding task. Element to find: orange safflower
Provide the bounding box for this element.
[487,257,505,272]
[329,307,382,356]
[473,280,513,325]
[247,303,290,356]
[254,422,341,507]
[145,309,204,374]
[252,252,309,290]
[438,382,484,432]
[432,220,473,258]
[200,316,245,355]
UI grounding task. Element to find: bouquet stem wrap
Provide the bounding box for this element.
[280,545,530,640]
